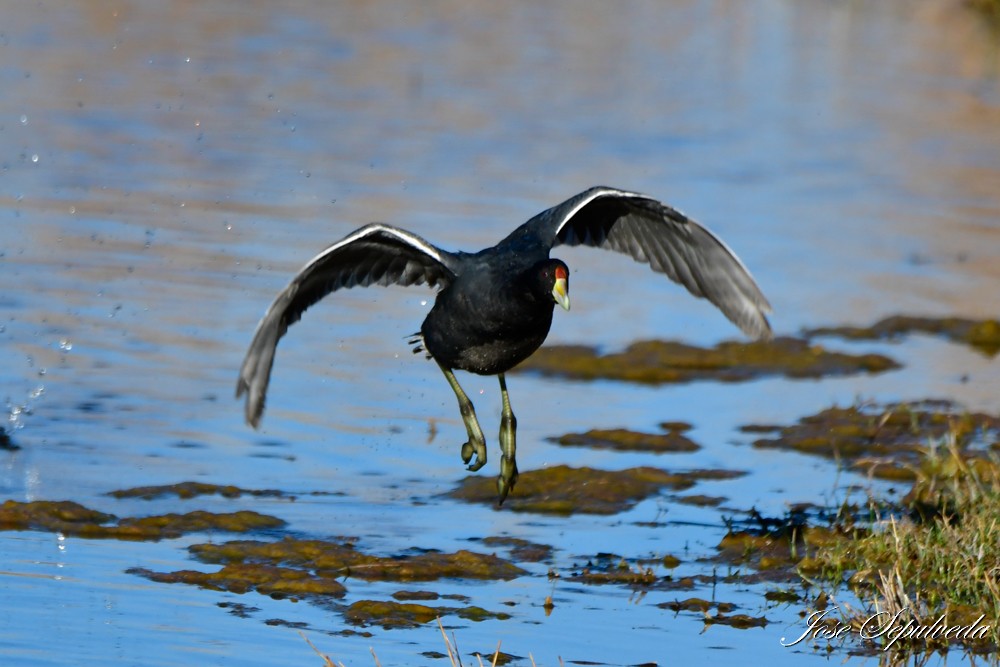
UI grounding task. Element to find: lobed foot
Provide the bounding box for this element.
[461,437,488,472]
[496,407,518,504]
[496,453,519,504]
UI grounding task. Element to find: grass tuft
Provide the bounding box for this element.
[807,432,1000,654]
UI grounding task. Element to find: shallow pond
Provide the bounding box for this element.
[2,1,1000,665]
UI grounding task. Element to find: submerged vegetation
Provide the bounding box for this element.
[806,315,1000,357]
[0,499,285,540]
[448,464,743,514]
[746,399,1000,481]
[515,336,899,384]
[550,424,699,453]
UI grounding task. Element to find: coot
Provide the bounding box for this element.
[237,186,771,503]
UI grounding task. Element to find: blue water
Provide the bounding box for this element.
[2,1,999,665]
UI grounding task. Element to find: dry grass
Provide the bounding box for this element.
[302,618,551,667]
[807,432,1000,654]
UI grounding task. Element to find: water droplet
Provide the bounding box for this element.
[8,404,24,430]
[69,206,76,214]
[59,338,73,351]
[19,114,27,124]
[31,154,38,163]
[420,299,428,306]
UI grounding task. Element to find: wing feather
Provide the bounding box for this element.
[236,223,460,427]
[514,186,772,339]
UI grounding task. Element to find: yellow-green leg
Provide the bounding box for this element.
[497,372,519,504]
[438,362,487,471]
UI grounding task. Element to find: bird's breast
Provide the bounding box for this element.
[419,286,555,375]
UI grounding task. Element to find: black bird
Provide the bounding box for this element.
[237,186,772,503]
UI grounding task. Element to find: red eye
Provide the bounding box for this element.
[555,266,567,281]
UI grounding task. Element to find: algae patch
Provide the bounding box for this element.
[448,464,702,515]
[570,553,658,586]
[186,538,526,582]
[479,536,554,562]
[0,499,284,540]
[129,562,348,599]
[746,400,1000,481]
[659,596,768,629]
[131,536,524,627]
[107,481,289,501]
[806,315,1000,357]
[344,599,510,629]
[515,336,899,384]
[551,424,699,453]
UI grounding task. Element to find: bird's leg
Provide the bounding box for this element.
[496,372,519,504]
[437,362,488,471]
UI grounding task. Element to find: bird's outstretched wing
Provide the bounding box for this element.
[512,186,772,339]
[237,223,461,428]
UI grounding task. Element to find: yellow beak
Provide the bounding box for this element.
[552,277,570,311]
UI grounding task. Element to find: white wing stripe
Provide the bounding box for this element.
[300,223,445,275]
[552,187,647,237]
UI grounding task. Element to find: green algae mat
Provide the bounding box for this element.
[515,336,899,384]
[806,315,1000,356]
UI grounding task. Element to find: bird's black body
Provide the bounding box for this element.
[237,186,773,504]
[419,257,564,375]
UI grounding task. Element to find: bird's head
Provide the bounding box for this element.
[535,259,570,311]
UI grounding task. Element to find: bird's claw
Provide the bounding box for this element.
[496,454,519,504]
[462,439,487,471]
